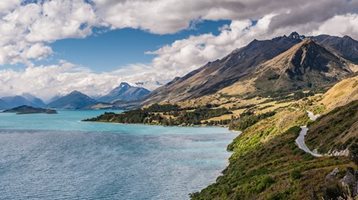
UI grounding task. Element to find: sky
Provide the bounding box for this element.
[0,0,357,100]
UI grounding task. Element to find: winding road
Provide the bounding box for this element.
[295,111,323,157]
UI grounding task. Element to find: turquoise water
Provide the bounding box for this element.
[0,110,235,200]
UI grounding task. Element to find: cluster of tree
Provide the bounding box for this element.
[144,103,181,112]
[84,110,151,124]
[85,105,232,126]
[174,107,232,125]
[229,111,276,131]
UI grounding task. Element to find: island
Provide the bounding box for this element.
[3,105,57,114]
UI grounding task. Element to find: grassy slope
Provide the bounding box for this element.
[306,100,358,154]
[191,109,356,200]
[320,75,358,110]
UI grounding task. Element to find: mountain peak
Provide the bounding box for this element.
[48,90,97,109]
[69,90,83,95]
[254,37,353,93]
[288,31,305,40]
[119,82,131,88]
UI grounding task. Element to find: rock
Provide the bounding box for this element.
[340,167,358,198]
[326,168,340,182]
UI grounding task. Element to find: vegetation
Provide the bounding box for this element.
[191,109,356,200]
[229,111,276,131]
[306,100,358,154]
[84,103,232,126]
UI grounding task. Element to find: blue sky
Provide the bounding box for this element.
[44,20,230,72]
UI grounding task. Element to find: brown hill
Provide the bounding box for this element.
[320,74,358,110]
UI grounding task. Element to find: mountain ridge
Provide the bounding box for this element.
[145,33,358,104]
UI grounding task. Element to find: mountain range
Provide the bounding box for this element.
[0,94,46,109]
[0,82,150,110]
[144,32,358,103]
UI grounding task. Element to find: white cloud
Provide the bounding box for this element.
[312,13,358,39]
[0,61,119,100]
[23,43,53,60]
[0,0,356,65]
[0,0,98,64]
[0,0,357,99]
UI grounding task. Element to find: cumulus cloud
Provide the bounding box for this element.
[312,14,358,39]
[0,0,357,98]
[0,61,126,100]
[0,0,98,64]
[0,0,356,65]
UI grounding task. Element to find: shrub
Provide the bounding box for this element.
[255,176,275,193]
[290,169,302,180]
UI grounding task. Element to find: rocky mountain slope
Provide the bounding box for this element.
[222,39,355,96]
[145,33,358,104]
[98,82,150,103]
[47,91,98,110]
[314,34,358,64]
[145,32,303,103]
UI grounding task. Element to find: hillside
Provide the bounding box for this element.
[98,82,150,103]
[47,91,97,110]
[306,100,358,158]
[320,74,358,110]
[191,107,356,199]
[190,72,358,199]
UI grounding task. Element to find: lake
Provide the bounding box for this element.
[0,110,235,200]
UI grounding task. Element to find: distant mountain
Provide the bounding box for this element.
[145,32,358,104]
[98,82,150,103]
[47,95,62,104]
[47,90,97,110]
[21,93,46,107]
[0,99,9,110]
[0,94,46,109]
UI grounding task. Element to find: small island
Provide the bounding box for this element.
[3,105,57,114]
